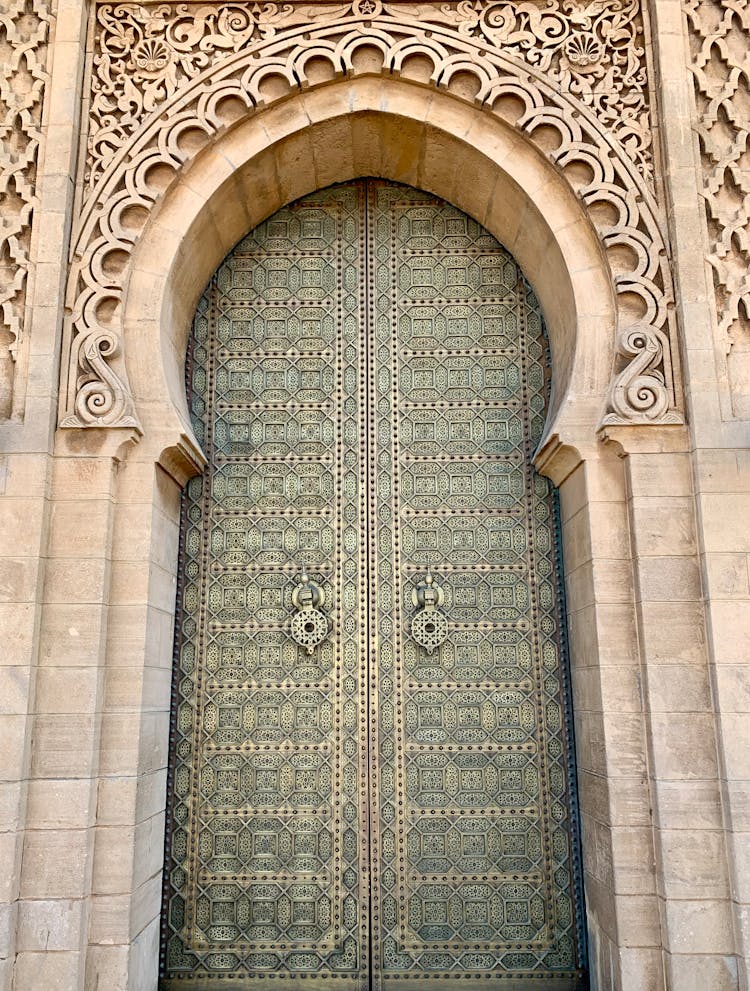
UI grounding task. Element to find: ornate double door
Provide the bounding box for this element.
[161,180,586,989]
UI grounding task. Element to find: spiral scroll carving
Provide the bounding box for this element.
[60,1,682,429]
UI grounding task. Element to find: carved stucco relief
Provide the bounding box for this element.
[60,0,683,430]
[685,0,750,419]
[0,0,53,415]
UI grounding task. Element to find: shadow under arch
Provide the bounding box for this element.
[120,77,616,479]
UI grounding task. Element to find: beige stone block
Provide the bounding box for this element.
[599,666,643,713]
[133,813,166,889]
[561,506,593,572]
[16,898,85,952]
[0,781,22,831]
[96,776,138,828]
[21,829,89,898]
[39,603,107,667]
[714,664,750,714]
[638,601,707,665]
[99,710,169,777]
[0,454,49,498]
[646,664,712,713]
[600,712,648,779]
[92,825,136,895]
[616,894,662,947]
[636,555,702,602]
[695,449,750,494]
[593,603,640,667]
[729,831,750,903]
[558,462,587,523]
[0,555,43,603]
[649,712,719,781]
[31,714,97,778]
[663,898,736,954]
[654,779,725,830]
[708,600,750,667]
[52,456,117,500]
[26,778,93,830]
[0,499,45,557]
[717,713,750,780]
[700,492,750,552]
[13,950,81,988]
[87,892,131,945]
[630,496,696,558]
[588,500,631,561]
[43,558,110,605]
[84,944,129,990]
[35,666,100,715]
[0,601,37,665]
[0,666,31,715]
[705,552,750,599]
[565,561,594,613]
[135,769,168,825]
[658,828,729,899]
[311,117,355,189]
[595,773,652,828]
[625,453,693,498]
[0,832,21,900]
[127,914,161,990]
[593,558,636,605]
[0,714,28,781]
[618,946,664,991]
[130,871,163,941]
[49,499,113,557]
[665,953,739,991]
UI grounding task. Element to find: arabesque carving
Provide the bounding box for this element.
[87,0,653,192]
[685,0,750,418]
[61,1,682,429]
[0,0,52,373]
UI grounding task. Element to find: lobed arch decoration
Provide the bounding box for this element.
[60,0,683,437]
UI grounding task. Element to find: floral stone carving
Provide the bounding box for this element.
[685,0,750,418]
[60,1,682,429]
[0,0,53,406]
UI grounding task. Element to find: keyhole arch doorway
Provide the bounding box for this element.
[160,178,588,990]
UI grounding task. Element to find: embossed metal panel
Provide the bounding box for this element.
[161,180,586,990]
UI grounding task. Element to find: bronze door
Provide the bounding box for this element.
[161,180,587,990]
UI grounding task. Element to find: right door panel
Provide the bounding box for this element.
[366,181,586,989]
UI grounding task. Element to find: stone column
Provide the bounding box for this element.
[0,0,88,987]
[539,439,664,991]
[649,1,750,987]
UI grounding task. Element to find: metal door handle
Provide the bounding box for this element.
[411,571,449,654]
[290,573,329,654]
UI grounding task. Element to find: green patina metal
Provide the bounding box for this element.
[161,180,587,990]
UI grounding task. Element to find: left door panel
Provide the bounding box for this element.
[161,184,370,989]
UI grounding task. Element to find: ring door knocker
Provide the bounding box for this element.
[290,573,329,655]
[411,571,449,655]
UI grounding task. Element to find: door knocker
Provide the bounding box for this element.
[411,571,449,654]
[290,573,329,655]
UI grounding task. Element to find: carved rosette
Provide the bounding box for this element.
[60,1,682,430]
[0,0,53,363]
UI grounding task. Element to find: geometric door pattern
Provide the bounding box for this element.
[160,180,587,989]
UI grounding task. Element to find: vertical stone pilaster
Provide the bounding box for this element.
[0,0,88,987]
[649,1,750,987]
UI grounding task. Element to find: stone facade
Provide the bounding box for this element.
[0,1,748,989]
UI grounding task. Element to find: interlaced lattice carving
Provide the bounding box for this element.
[0,0,52,392]
[61,0,682,430]
[161,179,587,986]
[685,0,750,417]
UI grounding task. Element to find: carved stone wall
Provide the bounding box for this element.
[685,0,750,418]
[60,0,684,431]
[0,0,53,416]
